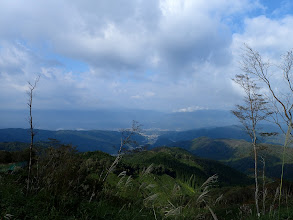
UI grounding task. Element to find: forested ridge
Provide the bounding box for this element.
[1,140,293,219]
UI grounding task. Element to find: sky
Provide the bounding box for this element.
[1,0,293,113]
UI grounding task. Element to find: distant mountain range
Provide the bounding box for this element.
[0,123,283,153]
[152,124,283,147]
[0,128,147,154]
[0,128,252,186]
[0,109,238,130]
[1,123,293,180]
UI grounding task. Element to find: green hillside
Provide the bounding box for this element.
[167,137,293,180]
[2,140,293,219]
[0,143,253,219]
[123,147,252,186]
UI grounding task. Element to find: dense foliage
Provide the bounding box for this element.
[166,137,293,181]
[1,142,293,219]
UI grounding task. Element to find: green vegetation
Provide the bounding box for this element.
[1,141,293,219]
[123,147,252,186]
[168,137,293,180]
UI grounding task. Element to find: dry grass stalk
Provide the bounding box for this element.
[142,163,154,177]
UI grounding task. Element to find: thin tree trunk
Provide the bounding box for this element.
[253,136,260,217]
[262,156,266,215]
[27,92,34,194]
[26,76,39,195]
[278,122,292,219]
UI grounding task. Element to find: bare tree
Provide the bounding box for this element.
[88,121,141,202]
[102,120,141,182]
[232,74,270,217]
[240,44,293,219]
[26,75,40,194]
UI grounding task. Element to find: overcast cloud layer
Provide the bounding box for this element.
[1,0,293,112]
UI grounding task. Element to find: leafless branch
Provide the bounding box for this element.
[26,75,40,195]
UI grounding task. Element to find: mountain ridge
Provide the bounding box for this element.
[164,136,293,180]
[0,109,237,130]
[0,128,147,154]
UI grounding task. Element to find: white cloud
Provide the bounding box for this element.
[230,14,293,102]
[131,91,155,100]
[175,106,209,112]
[2,0,288,112]
[0,0,257,76]
[232,15,293,58]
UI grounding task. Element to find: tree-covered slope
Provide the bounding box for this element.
[0,143,252,219]
[2,142,293,219]
[123,147,252,186]
[166,137,293,180]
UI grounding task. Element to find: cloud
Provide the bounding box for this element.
[230,14,293,101]
[0,0,257,76]
[1,0,289,112]
[232,15,293,57]
[175,106,209,112]
[0,41,35,77]
[131,91,155,100]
